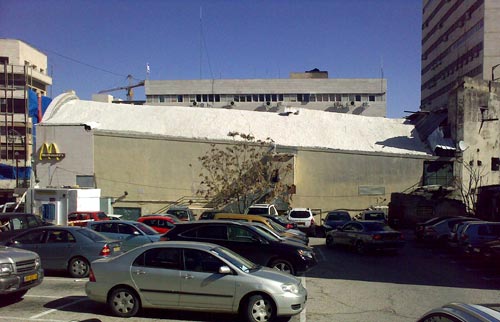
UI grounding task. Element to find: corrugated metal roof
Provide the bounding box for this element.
[40,92,432,157]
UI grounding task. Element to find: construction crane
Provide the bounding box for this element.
[98,75,145,101]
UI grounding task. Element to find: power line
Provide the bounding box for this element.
[42,47,141,81]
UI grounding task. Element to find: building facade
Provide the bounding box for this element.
[145,70,387,117]
[0,39,52,201]
[35,92,432,220]
[421,0,500,112]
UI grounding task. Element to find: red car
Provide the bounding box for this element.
[68,211,110,227]
[136,215,179,234]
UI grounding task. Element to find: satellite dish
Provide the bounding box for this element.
[458,141,469,151]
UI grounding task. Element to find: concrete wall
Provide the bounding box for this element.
[36,126,430,217]
[448,78,500,211]
[293,149,427,213]
[36,125,94,187]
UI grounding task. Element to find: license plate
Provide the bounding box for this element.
[297,222,305,226]
[24,273,38,282]
[113,246,121,252]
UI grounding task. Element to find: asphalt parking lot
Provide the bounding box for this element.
[2,232,500,322]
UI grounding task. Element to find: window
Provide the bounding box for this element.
[252,94,259,102]
[77,175,95,188]
[177,95,183,102]
[369,95,375,102]
[278,94,283,101]
[159,96,165,103]
[189,225,228,240]
[14,230,45,244]
[184,248,224,273]
[228,226,255,243]
[96,223,117,233]
[271,94,277,102]
[355,95,361,101]
[47,230,75,243]
[423,161,454,186]
[259,94,265,102]
[118,223,138,235]
[134,248,181,270]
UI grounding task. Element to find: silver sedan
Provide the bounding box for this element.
[85,241,307,322]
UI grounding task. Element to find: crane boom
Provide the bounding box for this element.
[98,75,145,101]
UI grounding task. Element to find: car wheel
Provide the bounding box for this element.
[108,287,140,318]
[68,257,90,278]
[355,241,366,254]
[269,259,294,275]
[243,294,275,322]
[326,235,335,248]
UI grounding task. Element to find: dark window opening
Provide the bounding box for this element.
[423,161,453,186]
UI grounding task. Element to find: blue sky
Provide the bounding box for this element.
[1,0,422,118]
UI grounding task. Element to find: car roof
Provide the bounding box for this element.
[425,303,500,322]
[248,204,273,208]
[289,208,310,211]
[89,220,138,224]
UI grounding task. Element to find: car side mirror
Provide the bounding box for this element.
[219,266,232,274]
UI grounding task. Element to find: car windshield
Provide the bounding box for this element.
[97,212,109,220]
[250,225,280,242]
[74,228,109,241]
[253,224,280,238]
[267,219,285,232]
[365,212,385,220]
[290,211,310,218]
[133,222,159,235]
[247,208,267,215]
[167,209,190,220]
[363,222,391,231]
[211,246,258,273]
[328,213,351,221]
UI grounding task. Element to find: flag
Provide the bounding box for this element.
[146,63,150,74]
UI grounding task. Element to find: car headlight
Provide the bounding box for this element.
[35,257,41,269]
[281,283,299,294]
[0,263,14,276]
[298,249,314,259]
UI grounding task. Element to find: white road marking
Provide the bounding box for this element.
[0,317,67,322]
[25,295,62,299]
[29,297,87,319]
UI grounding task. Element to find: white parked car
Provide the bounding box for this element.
[246,204,280,216]
[287,208,316,236]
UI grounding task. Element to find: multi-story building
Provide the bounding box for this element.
[421,0,500,112]
[0,39,52,201]
[145,69,387,117]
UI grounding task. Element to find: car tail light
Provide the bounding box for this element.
[160,236,169,241]
[310,218,315,225]
[286,223,293,229]
[88,268,96,282]
[100,245,111,256]
[373,234,382,240]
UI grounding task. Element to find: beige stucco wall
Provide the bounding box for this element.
[36,126,431,218]
[293,149,427,212]
[448,78,500,192]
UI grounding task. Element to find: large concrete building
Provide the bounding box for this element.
[421,0,500,112]
[0,39,52,201]
[145,69,387,117]
[35,92,432,220]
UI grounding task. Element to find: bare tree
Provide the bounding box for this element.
[455,160,487,214]
[197,132,294,213]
